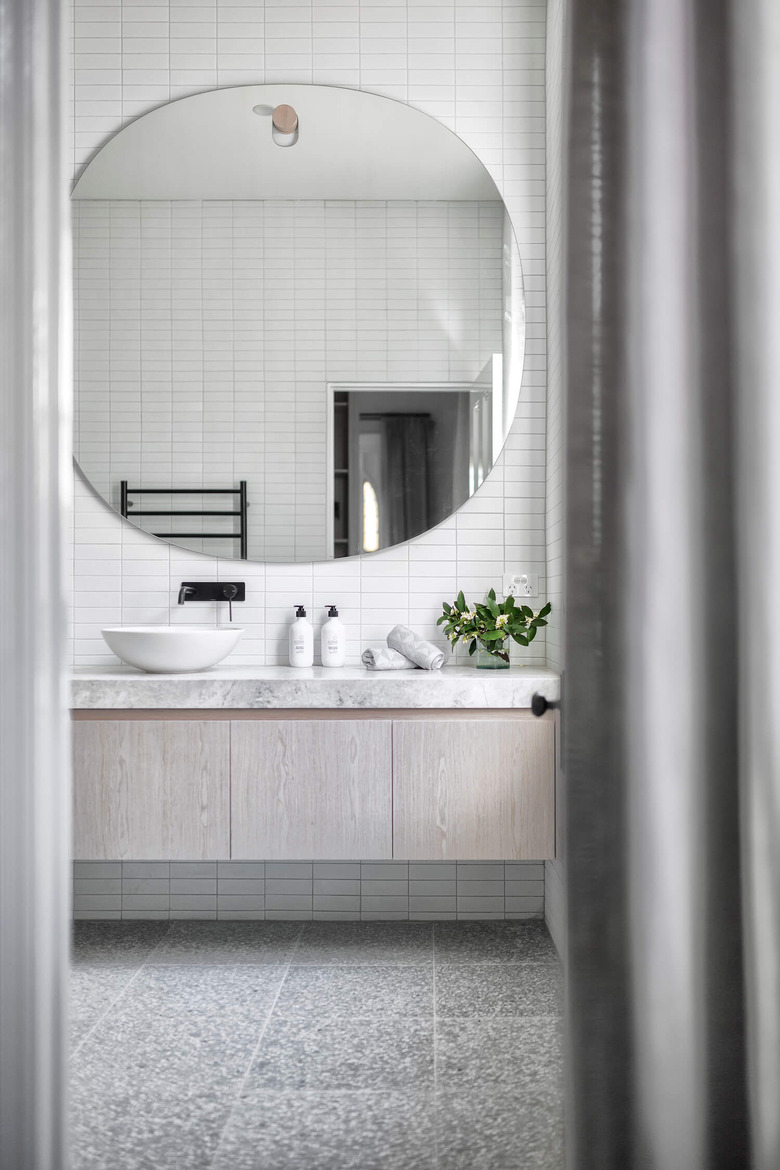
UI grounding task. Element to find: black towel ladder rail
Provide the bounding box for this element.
[120,481,248,560]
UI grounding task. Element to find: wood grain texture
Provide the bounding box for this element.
[231,720,392,860]
[72,720,230,859]
[392,719,555,860]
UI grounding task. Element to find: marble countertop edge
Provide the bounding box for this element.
[70,664,561,710]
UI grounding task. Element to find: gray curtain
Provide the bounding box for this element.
[382,415,432,547]
[564,1,779,1168]
[0,0,70,1167]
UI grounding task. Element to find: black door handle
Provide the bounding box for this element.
[531,692,560,717]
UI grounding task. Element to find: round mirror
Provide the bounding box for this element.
[73,84,524,562]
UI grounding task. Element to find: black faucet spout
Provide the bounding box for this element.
[178,585,196,605]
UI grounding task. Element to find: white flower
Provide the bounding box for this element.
[465,610,477,620]
[462,634,472,644]
[495,613,509,629]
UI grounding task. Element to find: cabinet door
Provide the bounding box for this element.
[231,720,392,860]
[73,719,230,859]
[393,718,554,860]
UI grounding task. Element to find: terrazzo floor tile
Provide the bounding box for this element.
[71,1089,236,1170]
[150,922,303,965]
[248,1017,435,1091]
[210,1090,437,1170]
[69,966,141,1049]
[273,964,434,1018]
[69,922,564,1169]
[434,921,559,965]
[116,964,287,1021]
[294,921,434,965]
[71,921,171,967]
[436,1088,565,1170]
[71,1013,261,1100]
[435,963,563,1017]
[436,1018,564,1090]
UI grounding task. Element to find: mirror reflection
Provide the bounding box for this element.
[73,85,524,562]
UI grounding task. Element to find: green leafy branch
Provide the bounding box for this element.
[437,588,552,661]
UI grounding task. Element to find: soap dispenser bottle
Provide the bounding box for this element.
[289,605,313,668]
[321,605,346,668]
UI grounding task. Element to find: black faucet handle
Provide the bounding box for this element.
[222,583,238,622]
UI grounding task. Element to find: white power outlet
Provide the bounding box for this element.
[503,571,539,598]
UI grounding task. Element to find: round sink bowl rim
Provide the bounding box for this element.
[101,625,245,635]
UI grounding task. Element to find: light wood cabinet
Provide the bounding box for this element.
[72,719,230,859]
[392,717,555,860]
[230,719,393,860]
[72,710,555,861]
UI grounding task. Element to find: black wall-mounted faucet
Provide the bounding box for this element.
[177,581,246,622]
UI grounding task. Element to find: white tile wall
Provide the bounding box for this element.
[543,0,566,959]
[70,0,549,668]
[74,197,504,563]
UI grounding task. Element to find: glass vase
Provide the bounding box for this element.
[476,640,511,669]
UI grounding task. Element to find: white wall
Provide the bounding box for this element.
[543,0,566,957]
[74,196,503,563]
[70,0,548,668]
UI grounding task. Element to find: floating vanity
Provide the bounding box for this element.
[71,666,561,867]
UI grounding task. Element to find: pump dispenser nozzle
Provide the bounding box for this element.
[294,604,306,618]
[326,605,338,617]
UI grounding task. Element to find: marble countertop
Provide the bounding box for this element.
[70,664,561,710]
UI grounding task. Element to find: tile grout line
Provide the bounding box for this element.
[432,920,440,1169]
[207,923,307,1170]
[70,921,175,1061]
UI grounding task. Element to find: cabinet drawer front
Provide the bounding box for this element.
[72,720,230,860]
[231,720,392,860]
[393,719,554,860]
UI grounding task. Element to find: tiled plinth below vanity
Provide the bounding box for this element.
[73,860,547,922]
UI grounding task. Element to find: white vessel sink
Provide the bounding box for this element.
[101,626,243,673]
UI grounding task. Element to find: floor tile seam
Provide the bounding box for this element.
[434,1012,563,1020]
[433,957,561,967]
[144,957,302,967]
[70,924,175,1060]
[432,920,440,1170]
[206,923,306,1170]
[285,959,434,968]
[213,1087,439,1100]
[267,1012,436,1022]
[141,960,294,970]
[287,958,435,968]
[434,1013,563,1023]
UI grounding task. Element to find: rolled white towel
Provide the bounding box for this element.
[387,624,445,671]
[361,646,417,671]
